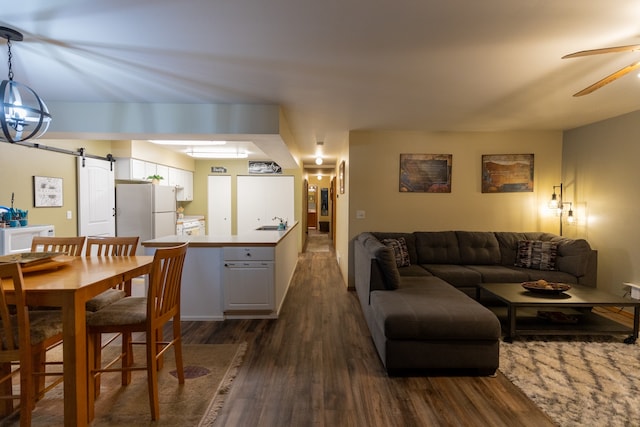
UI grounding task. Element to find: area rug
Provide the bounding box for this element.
[0,342,246,426]
[499,336,640,427]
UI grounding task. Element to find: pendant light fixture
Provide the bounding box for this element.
[0,26,51,143]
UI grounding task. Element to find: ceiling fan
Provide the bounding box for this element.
[563,44,640,96]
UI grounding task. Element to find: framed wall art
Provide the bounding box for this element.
[33,176,63,207]
[399,154,452,193]
[481,154,534,193]
[248,160,282,174]
[339,160,345,194]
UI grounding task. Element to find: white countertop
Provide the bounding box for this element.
[142,221,298,247]
[176,215,204,224]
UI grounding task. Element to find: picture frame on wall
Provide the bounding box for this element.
[339,160,345,194]
[248,160,282,174]
[481,154,534,193]
[33,176,63,207]
[399,153,452,193]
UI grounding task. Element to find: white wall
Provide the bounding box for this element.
[563,109,640,295]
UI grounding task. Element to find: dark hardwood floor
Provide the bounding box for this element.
[178,231,557,427]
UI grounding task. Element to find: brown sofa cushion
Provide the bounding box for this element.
[370,283,501,341]
[415,231,461,264]
[456,231,501,265]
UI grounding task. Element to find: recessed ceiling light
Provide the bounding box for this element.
[149,140,227,146]
[186,151,248,159]
[315,157,323,165]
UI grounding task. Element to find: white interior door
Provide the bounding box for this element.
[208,175,232,235]
[77,157,115,237]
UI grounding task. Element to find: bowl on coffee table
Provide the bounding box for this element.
[522,280,571,295]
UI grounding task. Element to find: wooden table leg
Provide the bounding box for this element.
[625,305,640,344]
[0,363,13,416]
[62,295,89,426]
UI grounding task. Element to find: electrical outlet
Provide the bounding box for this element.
[356,210,365,219]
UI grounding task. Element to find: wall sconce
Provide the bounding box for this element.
[549,183,574,236]
[0,27,51,143]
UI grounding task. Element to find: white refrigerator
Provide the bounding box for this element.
[115,184,176,254]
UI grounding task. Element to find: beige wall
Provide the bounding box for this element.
[114,140,195,171]
[563,109,640,296]
[334,149,350,280]
[0,139,114,236]
[344,129,564,287]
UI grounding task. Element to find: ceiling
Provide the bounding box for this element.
[4,1,640,174]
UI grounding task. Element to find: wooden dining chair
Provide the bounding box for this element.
[84,236,140,311]
[0,263,64,427]
[85,243,188,421]
[84,236,140,396]
[30,236,86,256]
[85,236,140,257]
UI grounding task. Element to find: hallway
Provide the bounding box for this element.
[179,229,553,426]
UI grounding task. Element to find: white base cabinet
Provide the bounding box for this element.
[222,247,275,315]
[144,246,224,320]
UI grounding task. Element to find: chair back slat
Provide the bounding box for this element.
[147,243,188,323]
[31,236,86,256]
[86,236,139,257]
[0,263,29,354]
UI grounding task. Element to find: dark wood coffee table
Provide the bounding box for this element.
[480,283,640,343]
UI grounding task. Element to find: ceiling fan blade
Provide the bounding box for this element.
[573,61,640,96]
[563,44,640,59]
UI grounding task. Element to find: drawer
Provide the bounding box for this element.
[223,246,274,261]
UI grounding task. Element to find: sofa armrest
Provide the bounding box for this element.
[354,233,393,307]
[578,250,598,288]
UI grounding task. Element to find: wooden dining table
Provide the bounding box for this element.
[19,255,154,426]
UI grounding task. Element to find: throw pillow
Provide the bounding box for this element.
[381,237,411,267]
[515,240,558,271]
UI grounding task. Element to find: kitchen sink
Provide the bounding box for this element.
[255,225,281,230]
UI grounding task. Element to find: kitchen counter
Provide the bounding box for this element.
[140,221,299,320]
[142,221,298,248]
[176,215,204,224]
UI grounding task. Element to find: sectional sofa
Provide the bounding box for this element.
[353,231,597,375]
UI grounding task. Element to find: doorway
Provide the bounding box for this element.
[307,184,317,230]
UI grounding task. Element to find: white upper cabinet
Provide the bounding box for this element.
[155,164,169,184]
[169,167,194,201]
[116,159,193,199]
[115,158,149,181]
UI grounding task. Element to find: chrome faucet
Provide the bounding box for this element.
[273,216,287,230]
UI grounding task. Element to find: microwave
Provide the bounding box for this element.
[0,225,55,255]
